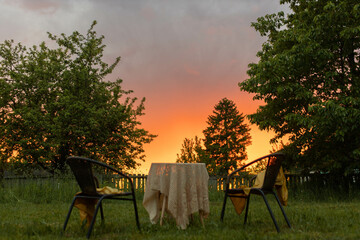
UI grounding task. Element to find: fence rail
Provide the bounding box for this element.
[4,173,360,192]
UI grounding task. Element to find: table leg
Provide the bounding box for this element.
[160,194,167,226]
[200,213,205,229]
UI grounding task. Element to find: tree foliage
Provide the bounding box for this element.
[203,98,251,175]
[176,136,205,163]
[0,21,156,173]
[239,0,360,173]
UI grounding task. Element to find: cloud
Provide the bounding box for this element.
[0,0,290,171]
[3,0,63,14]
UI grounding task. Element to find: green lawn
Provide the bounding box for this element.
[1,196,360,240]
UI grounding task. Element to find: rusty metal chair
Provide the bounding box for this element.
[63,156,140,238]
[220,152,291,232]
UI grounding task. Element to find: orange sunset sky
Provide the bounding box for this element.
[0,0,290,174]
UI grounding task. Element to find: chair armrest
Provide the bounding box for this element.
[227,158,263,181]
[89,159,133,182]
[225,152,282,190]
[97,163,136,191]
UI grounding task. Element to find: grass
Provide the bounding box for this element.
[1,179,360,239]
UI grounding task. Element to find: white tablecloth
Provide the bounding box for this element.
[143,163,210,229]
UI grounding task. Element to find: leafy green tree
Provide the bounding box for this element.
[176,136,205,163]
[239,0,360,174]
[0,21,156,174]
[203,98,251,176]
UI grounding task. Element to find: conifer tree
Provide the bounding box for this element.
[203,98,251,175]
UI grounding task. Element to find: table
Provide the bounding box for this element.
[142,163,210,229]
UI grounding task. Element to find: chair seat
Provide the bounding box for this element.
[76,191,133,198]
[227,188,246,195]
[227,187,274,196]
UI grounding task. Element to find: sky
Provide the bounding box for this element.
[0,0,290,174]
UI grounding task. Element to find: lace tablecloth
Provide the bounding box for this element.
[143,163,210,229]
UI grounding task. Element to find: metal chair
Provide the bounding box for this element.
[220,152,291,232]
[63,156,140,238]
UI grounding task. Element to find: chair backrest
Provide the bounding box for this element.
[66,156,99,196]
[261,153,284,190]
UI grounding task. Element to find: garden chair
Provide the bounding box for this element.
[220,152,291,232]
[63,156,140,238]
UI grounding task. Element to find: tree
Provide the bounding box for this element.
[239,0,360,174]
[203,98,251,175]
[176,136,205,163]
[0,21,156,174]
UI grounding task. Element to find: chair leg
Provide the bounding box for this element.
[244,195,251,225]
[259,191,280,233]
[272,192,291,228]
[132,194,141,230]
[63,197,77,232]
[220,192,228,222]
[99,203,105,221]
[86,197,105,239]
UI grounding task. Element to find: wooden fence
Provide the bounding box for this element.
[4,173,360,192]
[107,174,148,191]
[110,173,360,192]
